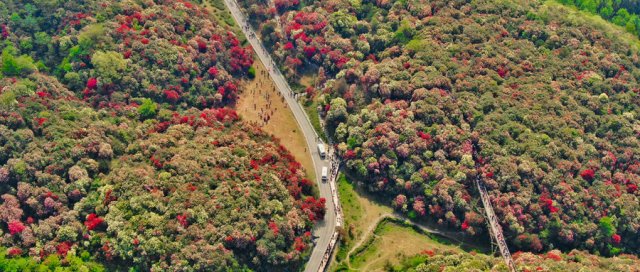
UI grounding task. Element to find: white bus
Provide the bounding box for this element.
[317,143,326,159]
[321,167,328,182]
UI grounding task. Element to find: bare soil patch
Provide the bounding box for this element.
[237,59,315,179]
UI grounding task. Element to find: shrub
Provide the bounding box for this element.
[1,47,37,76]
[248,66,256,79]
[138,98,157,119]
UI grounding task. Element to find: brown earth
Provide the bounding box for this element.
[236,59,316,179]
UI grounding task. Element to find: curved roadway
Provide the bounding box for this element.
[221,1,337,271]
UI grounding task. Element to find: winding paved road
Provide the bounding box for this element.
[222,1,337,271]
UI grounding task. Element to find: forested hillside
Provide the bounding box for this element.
[1,0,253,109]
[241,0,640,257]
[0,0,322,270]
[558,0,640,38]
[394,248,640,272]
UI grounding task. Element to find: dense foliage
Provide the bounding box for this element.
[242,0,640,257]
[0,246,104,272]
[0,73,321,271]
[1,0,253,109]
[558,0,640,38]
[0,0,322,270]
[394,248,640,272]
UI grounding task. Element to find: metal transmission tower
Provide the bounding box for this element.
[475,178,517,272]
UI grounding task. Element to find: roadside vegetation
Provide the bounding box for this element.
[200,0,246,44]
[304,96,328,142]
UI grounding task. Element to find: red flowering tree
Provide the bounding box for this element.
[303,46,317,58]
[228,46,254,74]
[7,221,25,235]
[86,78,98,90]
[7,247,22,257]
[56,241,72,256]
[284,42,294,50]
[164,90,181,103]
[176,214,189,228]
[84,213,104,231]
[208,67,219,77]
[293,237,306,251]
[580,169,596,181]
[612,234,621,244]
[1,24,9,39]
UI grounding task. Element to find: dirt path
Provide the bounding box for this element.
[345,213,393,269]
[344,212,471,270]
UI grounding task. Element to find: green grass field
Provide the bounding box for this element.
[332,174,482,271]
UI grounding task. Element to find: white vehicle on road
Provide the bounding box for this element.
[317,143,326,159]
[321,167,328,182]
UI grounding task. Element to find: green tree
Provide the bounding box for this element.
[138,98,157,119]
[326,98,348,127]
[329,10,357,37]
[78,24,105,49]
[91,51,127,83]
[625,14,639,34]
[248,66,256,79]
[600,0,615,18]
[599,216,616,237]
[393,19,414,45]
[1,46,37,76]
[612,8,631,26]
[578,0,599,13]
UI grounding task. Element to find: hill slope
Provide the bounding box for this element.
[0,0,322,270]
[241,0,640,257]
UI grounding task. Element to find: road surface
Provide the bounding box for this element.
[222,1,337,271]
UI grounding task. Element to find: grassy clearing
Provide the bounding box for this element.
[299,73,315,89]
[332,174,484,271]
[348,220,465,271]
[236,57,316,180]
[338,174,393,243]
[333,174,387,269]
[332,174,394,271]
